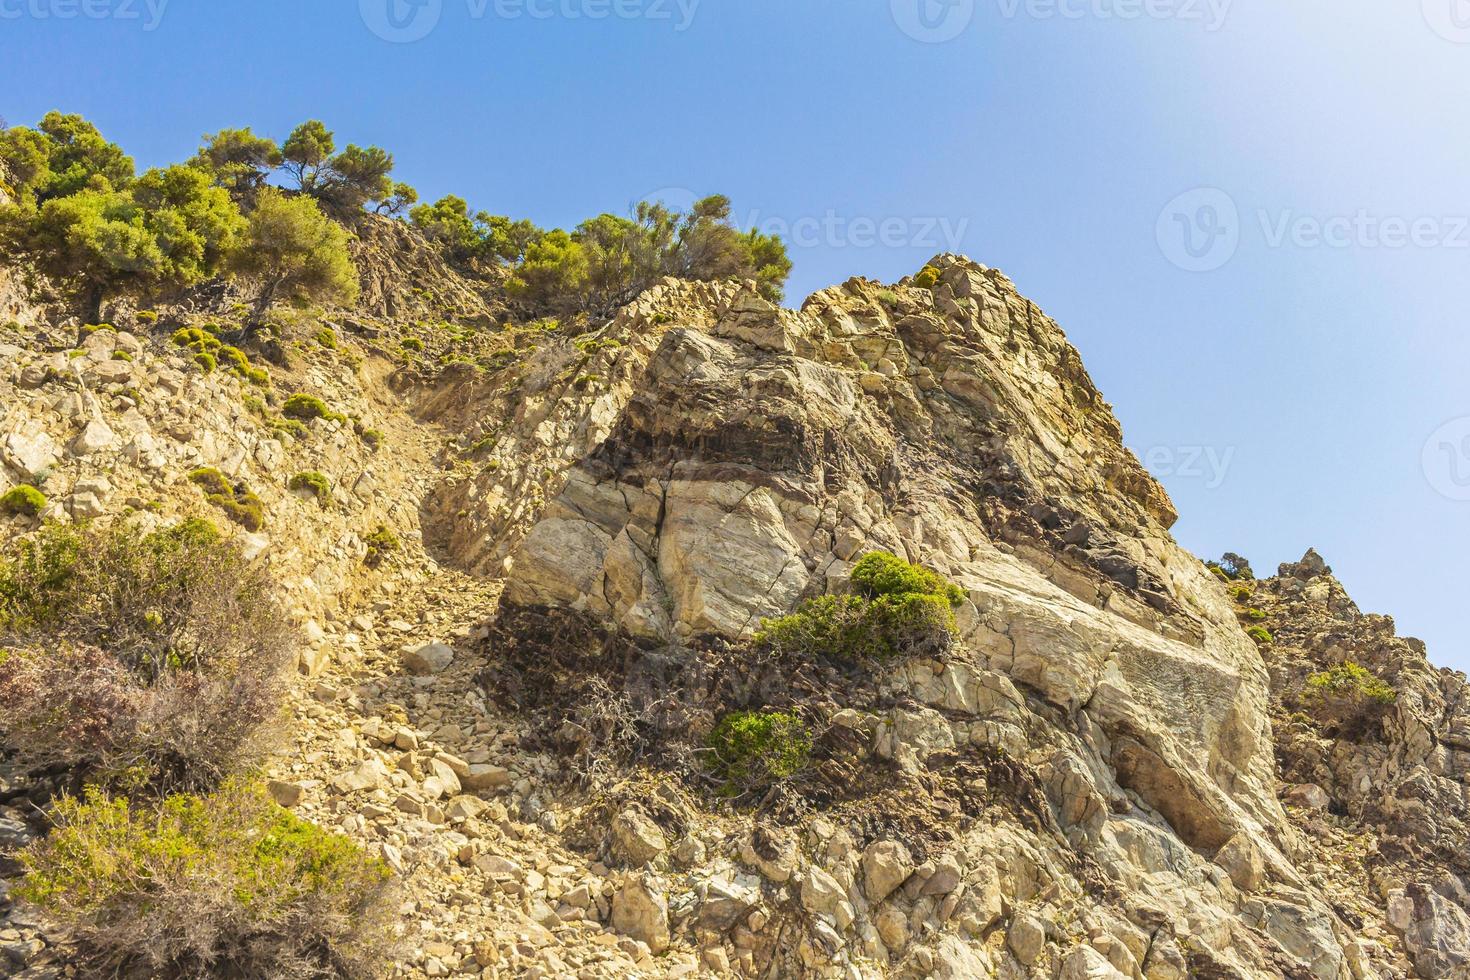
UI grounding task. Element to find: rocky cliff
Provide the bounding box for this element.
[1,240,1466,979]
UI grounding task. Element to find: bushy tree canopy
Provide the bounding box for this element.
[2,163,243,323]
[0,112,793,327]
[505,194,792,314]
[0,112,134,204]
[193,127,282,196]
[230,187,358,323]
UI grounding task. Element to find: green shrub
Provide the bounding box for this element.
[194,352,217,373]
[849,550,965,604]
[756,551,963,662]
[189,467,264,531]
[1306,661,1396,705]
[913,265,941,290]
[1207,553,1254,581]
[1302,660,1397,738]
[289,471,330,506]
[1227,584,1254,602]
[1245,625,1273,645]
[706,710,811,796]
[270,418,309,440]
[360,428,384,451]
[0,484,46,517]
[314,327,338,349]
[111,349,133,362]
[1244,608,1267,622]
[81,323,115,336]
[0,519,292,792]
[204,344,270,385]
[135,310,159,325]
[363,525,398,567]
[171,327,221,354]
[217,344,249,374]
[400,336,424,352]
[16,781,395,978]
[282,393,348,425]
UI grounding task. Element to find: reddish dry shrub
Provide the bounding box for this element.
[0,518,294,793]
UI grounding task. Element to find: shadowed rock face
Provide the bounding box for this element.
[441,256,1403,976]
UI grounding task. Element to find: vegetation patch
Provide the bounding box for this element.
[913,265,941,290]
[706,710,812,797]
[1206,552,1254,581]
[189,466,264,530]
[363,524,399,567]
[1245,625,1273,646]
[1302,660,1397,738]
[0,519,292,792]
[282,392,348,426]
[289,471,331,506]
[16,781,395,979]
[755,551,964,662]
[218,344,270,385]
[1307,661,1396,705]
[0,484,46,517]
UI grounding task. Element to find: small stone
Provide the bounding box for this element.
[70,418,117,456]
[1008,912,1047,966]
[611,809,668,866]
[611,874,670,954]
[463,764,511,791]
[861,840,913,903]
[267,780,304,808]
[1282,783,1331,810]
[404,641,454,675]
[1214,833,1266,891]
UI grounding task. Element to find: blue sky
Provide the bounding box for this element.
[4,0,1469,669]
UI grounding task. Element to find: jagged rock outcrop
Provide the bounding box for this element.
[449,256,1381,977]
[1251,552,1470,977]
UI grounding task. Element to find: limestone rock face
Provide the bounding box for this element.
[445,256,1384,977]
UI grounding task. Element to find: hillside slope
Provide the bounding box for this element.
[0,234,1466,979]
